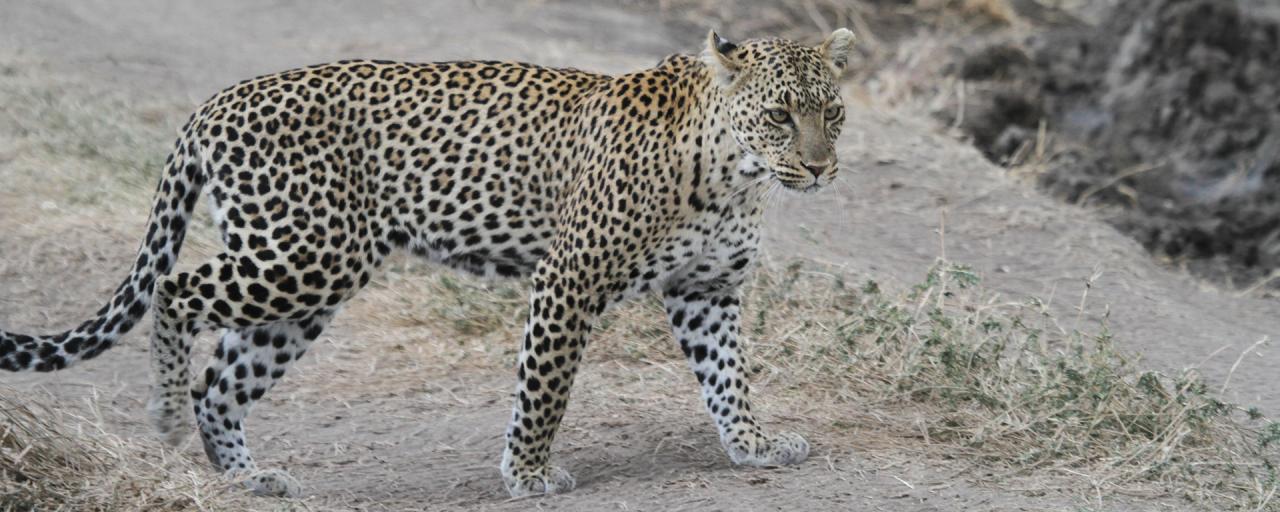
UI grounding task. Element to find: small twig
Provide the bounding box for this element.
[1035,119,1047,162]
[1075,161,1168,205]
[1220,337,1269,394]
[1195,343,1233,368]
[951,80,966,131]
[937,208,948,264]
[1255,483,1279,512]
[1072,266,1103,333]
[1236,268,1280,298]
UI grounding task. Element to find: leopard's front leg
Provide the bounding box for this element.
[664,287,810,467]
[500,264,594,497]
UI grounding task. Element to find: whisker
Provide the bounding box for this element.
[833,172,854,197]
[761,180,778,206]
[766,181,784,211]
[732,173,774,198]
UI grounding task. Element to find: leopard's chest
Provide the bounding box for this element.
[612,182,768,303]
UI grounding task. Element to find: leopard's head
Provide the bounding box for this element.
[703,29,855,192]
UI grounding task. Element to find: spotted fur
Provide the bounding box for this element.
[0,29,856,497]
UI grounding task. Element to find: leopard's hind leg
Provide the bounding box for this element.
[192,311,334,497]
[146,250,365,497]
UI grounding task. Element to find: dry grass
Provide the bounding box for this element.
[958,0,1019,24]
[642,0,1020,42]
[0,56,169,210]
[0,51,220,253]
[0,390,257,512]
[355,257,1280,510]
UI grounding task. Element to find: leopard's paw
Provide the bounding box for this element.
[727,430,810,466]
[227,467,301,498]
[503,465,576,497]
[146,391,193,447]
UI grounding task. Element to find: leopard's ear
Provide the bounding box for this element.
[818,28,856,77]
[701,29,741,88]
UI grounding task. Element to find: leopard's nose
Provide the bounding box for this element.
[802,160,833,178]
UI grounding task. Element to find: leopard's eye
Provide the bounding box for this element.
[765,109,792,125]
[824,105,843,122]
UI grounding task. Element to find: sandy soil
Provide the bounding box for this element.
[2,1,1278,510]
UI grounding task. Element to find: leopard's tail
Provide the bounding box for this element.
[1,126,204,372]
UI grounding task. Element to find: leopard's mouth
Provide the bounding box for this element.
[774,169,823,192]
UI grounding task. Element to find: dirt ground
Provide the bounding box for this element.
[2,1,1279,510]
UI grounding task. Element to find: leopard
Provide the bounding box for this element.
[0,28,856,498]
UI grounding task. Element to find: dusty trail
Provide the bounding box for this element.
[2,1,1277,510]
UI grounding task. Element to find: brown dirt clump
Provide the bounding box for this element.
[944,0,1280,290]
[1033,0,1280,286]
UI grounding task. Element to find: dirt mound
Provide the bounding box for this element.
[959,0,1280,287]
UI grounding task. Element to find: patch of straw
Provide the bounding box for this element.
[0,390,252,511]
